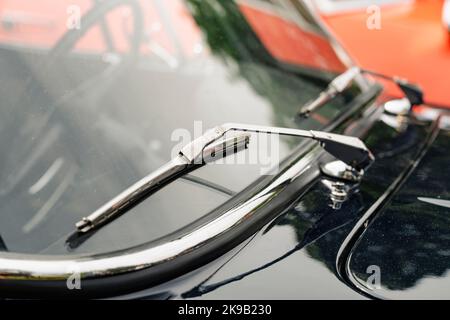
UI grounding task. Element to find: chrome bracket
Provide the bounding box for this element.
[320,160,365,182]
[321,178,359,210]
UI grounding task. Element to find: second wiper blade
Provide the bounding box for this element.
[298,66,425,118]
[298,67,360,118]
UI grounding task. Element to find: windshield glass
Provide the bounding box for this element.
[0,0,365,255]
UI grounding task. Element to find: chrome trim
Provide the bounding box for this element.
[76,123,373,233]
[320,160,363,182]
[383,98,411,116]
[75,157,189,233]
[0,147,322,283]
[0,123,373,290]
[335,117,442,300]
[298,67,360,117]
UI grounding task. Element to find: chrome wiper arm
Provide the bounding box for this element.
[219,123,373,171]
[298,67,360,117]
[75,123,374,233]
[298,66,424,118]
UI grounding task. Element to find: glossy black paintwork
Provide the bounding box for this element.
[113,111,438,300]
[196,120,442,299]
[347,124,450,299]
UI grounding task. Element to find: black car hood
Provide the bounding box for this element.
[344,117,450,299]
[116,110,448,300]
[3,0,446,299]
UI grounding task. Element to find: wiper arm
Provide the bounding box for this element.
[298,67,360,118]
[75,123,374,233]
[298,67,424,118]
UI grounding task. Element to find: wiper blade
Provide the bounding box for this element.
[74,123,374,234]
[298,67,360,118]
[298,66,424,118]
[75,131,251,233]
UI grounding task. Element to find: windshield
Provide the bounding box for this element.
[0,0,365,255]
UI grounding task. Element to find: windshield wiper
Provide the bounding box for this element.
[298,67,360,118]
[74,123,374,234]
[75,129,251,233]
[298,67,424,118]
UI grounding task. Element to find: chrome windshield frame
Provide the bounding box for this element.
[0,144,323,297]
[0,86,381,298]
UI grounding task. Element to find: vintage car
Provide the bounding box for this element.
[0,0,448,300]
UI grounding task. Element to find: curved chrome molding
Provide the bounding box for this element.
[335,117,441,300]
[0,123,373,290]
[0,147,321,283]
